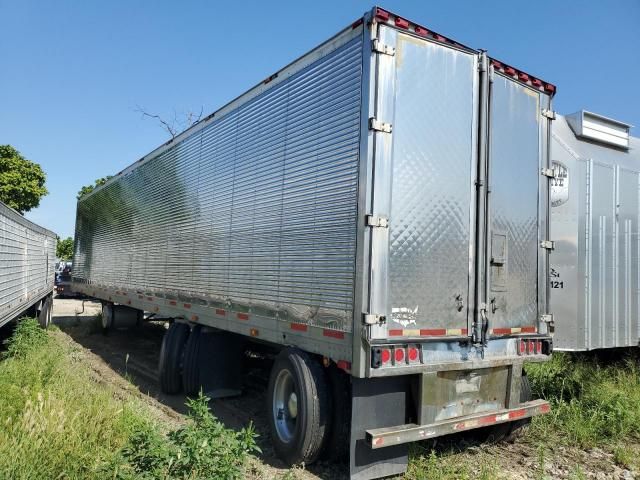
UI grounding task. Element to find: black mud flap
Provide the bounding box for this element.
[197,330,244,398]
[350,376,409,480]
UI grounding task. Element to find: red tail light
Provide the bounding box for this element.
[394,347,405,364]
[407,345,420,362]
[381,348,391,365]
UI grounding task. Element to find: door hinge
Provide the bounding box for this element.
[540,313,554,324]
[541,109,556,120]
[540,240,555,250]
[541,167,556,178]
[365,214,389,228]
[369,117,392,133]
[363,313,386,325]
[372,39,395,56]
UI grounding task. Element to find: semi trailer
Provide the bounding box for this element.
[0,200,56,329]
[72,7,555,479]
[551,111,640,351]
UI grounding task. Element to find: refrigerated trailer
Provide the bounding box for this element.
[72,7,556,479]
[550,111,640,351]
[0,200,55,329]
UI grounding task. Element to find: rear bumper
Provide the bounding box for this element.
[366,399,550,449]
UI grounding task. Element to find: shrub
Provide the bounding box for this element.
[118,392,260,480]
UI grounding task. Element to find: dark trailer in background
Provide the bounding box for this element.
[72,7,556,479]
[0,200,55,329]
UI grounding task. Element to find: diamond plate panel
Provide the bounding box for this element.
[388,35,477,330]
[488,76,541,329]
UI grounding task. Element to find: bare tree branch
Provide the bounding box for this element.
[135,105,204,139]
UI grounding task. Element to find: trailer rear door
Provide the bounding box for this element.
[374,27,479,338]
[486,74,547,334]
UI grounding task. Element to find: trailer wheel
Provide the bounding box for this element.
[159,322,190,394]
[182,325,202,396]
[38,296,52,329]
[101,303,114,333]
[267,348,331,466]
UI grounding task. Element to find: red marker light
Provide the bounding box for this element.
[394,347,405,364]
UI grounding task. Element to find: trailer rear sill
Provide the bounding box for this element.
[366,399,550,448]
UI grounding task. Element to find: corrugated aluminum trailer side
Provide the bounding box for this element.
[550,111,640,350]
[72,7,555,479]
[0,201,56,329]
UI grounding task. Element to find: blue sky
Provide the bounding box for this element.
[1,0,639,239]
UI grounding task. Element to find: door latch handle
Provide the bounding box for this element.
[455,294,464,312]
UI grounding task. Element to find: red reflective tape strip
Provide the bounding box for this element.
[237,313,249,321]
[169,300,177,306]
[215,308,226,316]
[479,415,498,426]
[492,327,513,335]
[395,17,409,29]
[323,329,344,340]
[290,323,308,332]
[337,360,351,372]
[184,303,191,309]
[389,329,404,337]
[420,328,447,336]
[540,403,551,414]
[351,18,363,29]
[375,8,390,21]
[372,437,384,447]
[509,409,526,420]
[521,326,537,333]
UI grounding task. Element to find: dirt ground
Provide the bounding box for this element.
[51,297,637,480]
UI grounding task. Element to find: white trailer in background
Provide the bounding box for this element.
[0,200,56,329]
[72,7,556,479]
[550,111,640,350]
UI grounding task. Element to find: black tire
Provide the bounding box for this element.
[267,348,331,466]
[38,297,52,328]
[321,366,351,462]
[182,325,202,396]
[101,303,113,334]
[159,322,190,394]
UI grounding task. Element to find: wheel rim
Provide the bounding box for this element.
[272,369,298,443]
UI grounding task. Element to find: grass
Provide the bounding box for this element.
[0,318,258,479]
[526,351,640,448]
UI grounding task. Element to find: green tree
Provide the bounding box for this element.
[0,145,48,214]
[56,236,74,260]
[77,176,113,200]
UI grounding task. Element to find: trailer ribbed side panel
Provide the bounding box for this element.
[0,202,55,327]
[74,36,363,332]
